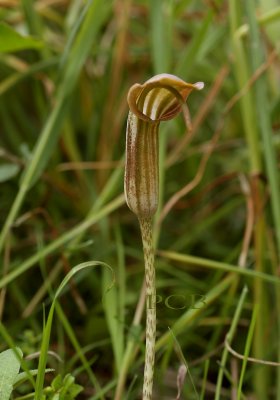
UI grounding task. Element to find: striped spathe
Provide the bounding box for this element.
[124,73,204,218]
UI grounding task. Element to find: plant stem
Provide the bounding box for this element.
[139,217,156,400]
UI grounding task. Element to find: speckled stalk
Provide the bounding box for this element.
[139,217,156,400]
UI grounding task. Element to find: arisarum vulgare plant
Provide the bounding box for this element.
[124,73,203,399]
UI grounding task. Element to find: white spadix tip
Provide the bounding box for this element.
[194,82,204,90]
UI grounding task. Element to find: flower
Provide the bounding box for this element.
[124,73,204,219]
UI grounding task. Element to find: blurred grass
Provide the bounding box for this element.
[0,0,280,399]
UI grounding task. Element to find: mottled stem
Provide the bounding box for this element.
[139,217,156,400]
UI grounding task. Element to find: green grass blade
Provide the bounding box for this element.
[55,304,104,398]
[158,250,280,285]
[229,0,262,172]
[215,286,248,399]
[237,303,259,399]
[200,359,209,400]
[35,261,114,399]
[150,0,173,73]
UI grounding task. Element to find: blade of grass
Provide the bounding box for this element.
[215,286,248,399]
[35,261,114,399]
[169,328,199,399]
[114,281,146,400]
[229,0,262,172]
[21,0,43,37]
[55,303,105,398]
[237,303,259,399]
[238,5,280,38]
[150,0,173,73]
[89,380,117,400]
[200,359,209,400]
[102,268,123,373]
[115,223,126,369]
[158,250,280,285]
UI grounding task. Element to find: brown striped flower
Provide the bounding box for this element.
[124,73,204,219]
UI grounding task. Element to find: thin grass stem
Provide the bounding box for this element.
[215,286,248,399]
[237,303,259,399]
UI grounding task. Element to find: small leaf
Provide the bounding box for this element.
[0,347,22,400]
[69,383,84,397]
[51,374,63,390]
[0,164,20,182]
[14,368,54,386]
[0,23,43,53]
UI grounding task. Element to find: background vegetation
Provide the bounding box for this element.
[0,0,280,398]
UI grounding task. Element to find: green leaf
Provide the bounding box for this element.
[0,164,20,182]
[47,373,83,399]
[0,347,22,400]
[69,383,83,397]
[0,23,43,53]
[51,374,62,391]
[14,368,54,386]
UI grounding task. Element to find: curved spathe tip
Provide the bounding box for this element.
[127,74,204,122]
[193,82,204,90]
